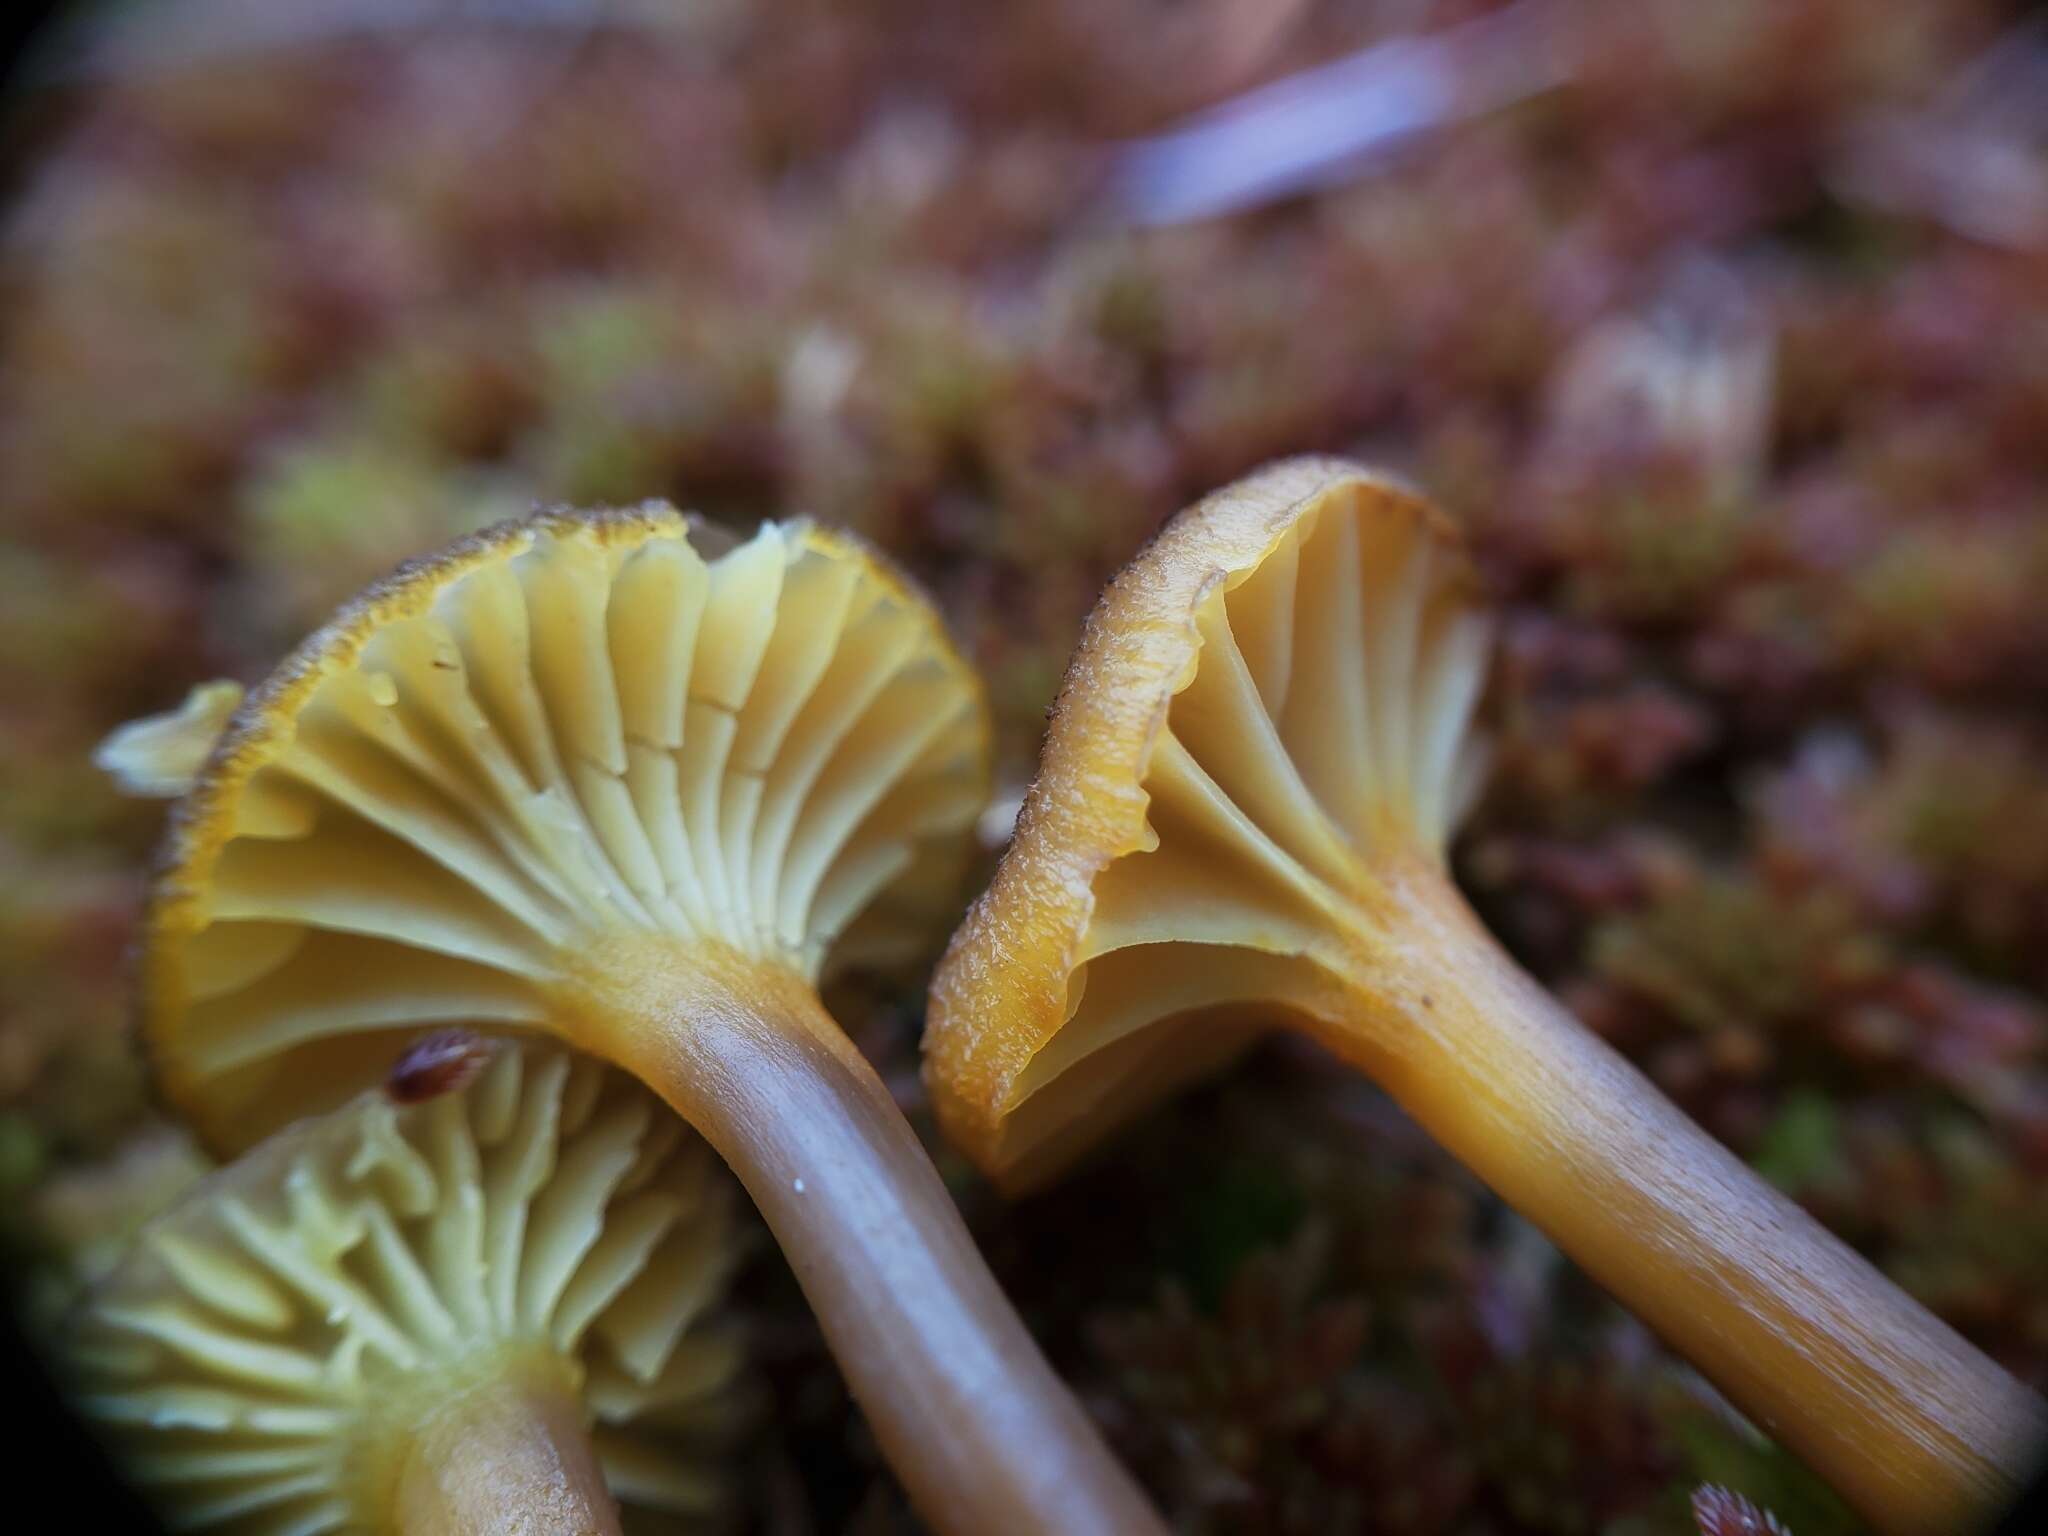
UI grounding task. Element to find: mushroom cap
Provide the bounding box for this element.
[97,680,248,798]
[147,505,990,1150]
[924,458,1492,1191]
[65,1040,750,1534]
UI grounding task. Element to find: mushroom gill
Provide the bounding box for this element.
[66,1040,747,1535]
[963,463,1488,1184]
[149,509,983,1147]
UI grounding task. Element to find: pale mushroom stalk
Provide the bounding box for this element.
[576,946,1160,1531]
[66,1041,749,1536]
[926,458,2048,1536]
[136,508,1166,1536]
[388,1359,621,1536]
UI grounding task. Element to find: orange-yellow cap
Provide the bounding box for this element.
[924,458,1490,1191]
[147,505,990,1152]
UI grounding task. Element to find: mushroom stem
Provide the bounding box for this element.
[389,1359,622,1536]
[1312,854,2047,1536]
[577,945,1165,1536]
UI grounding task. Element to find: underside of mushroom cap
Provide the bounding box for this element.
[66,1042,749,1535]
[148,505,990,1150]
[924,458,1492,1192]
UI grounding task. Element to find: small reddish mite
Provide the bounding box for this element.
[386,1029,491,1104]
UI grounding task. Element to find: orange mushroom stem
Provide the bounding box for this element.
[925,457,2048,1536]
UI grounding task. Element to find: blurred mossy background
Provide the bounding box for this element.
[4,0,2048,1530]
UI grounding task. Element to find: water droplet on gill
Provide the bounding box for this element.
[366,672,399,708]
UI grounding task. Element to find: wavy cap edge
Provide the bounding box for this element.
[922,457,1464,1179]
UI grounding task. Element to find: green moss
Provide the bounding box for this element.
[1565,493,1752,626]
[1750,1090,1846,1193]
[240,436,526,634]
[1664,1402,1861,1536]
[1592,873,1881,1036]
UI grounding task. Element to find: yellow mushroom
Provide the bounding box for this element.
[96,680,247,798]
[66,1037,748,1535]
[924,457,2047,1536]
[139,505,1164,1536]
